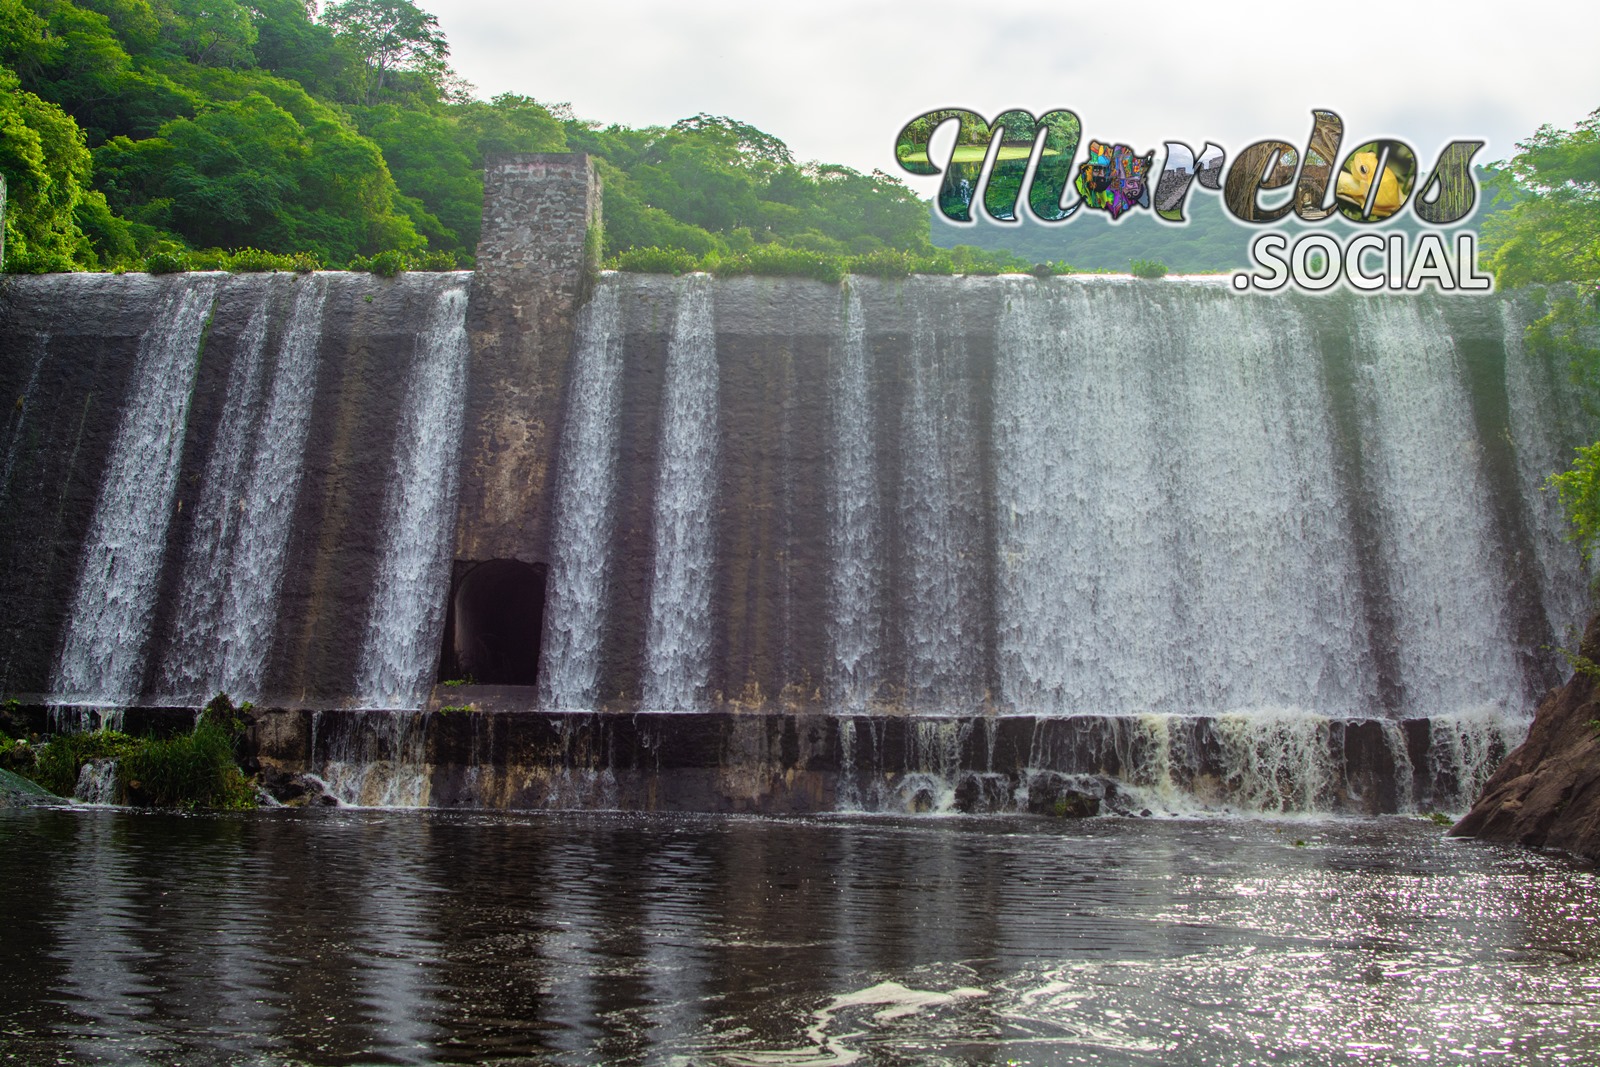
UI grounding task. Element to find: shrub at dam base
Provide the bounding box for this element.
[0,695,257,811]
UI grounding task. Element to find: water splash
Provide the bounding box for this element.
[313,709,431,807]
[51,276,220,706]
[1210,711,1338,813]
[354,281,471,709]
[1423,709,1528,812]
[829,707,1524,816]
[73,759,120,805]
[642,277,719,712]
[542,283,625,710]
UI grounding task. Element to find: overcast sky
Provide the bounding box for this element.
[422,0,1599,200]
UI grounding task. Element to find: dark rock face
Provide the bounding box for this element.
[258,766,338,807]
[1452,614,1600,861]
[0,767,56,808]
[1025,772,1111,817]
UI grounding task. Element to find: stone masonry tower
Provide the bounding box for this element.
[454,153,601,565]
[441,154,600,689]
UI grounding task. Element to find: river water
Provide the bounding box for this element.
[1,808,1596,1066]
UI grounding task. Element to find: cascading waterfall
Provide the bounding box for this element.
[354,280,471,709]
[162,276,328,702]
[160,298,272,699]
[19,267,1581,815]
[991,282,1176,714]
[51,276,219,706]
[1210,712,1339,813]
[828,284,883,710]
[993,283,1373,716]
[1425,709,1532,812]
[1352,299,1525,716]
[816,281,1560,814]
[312,709,431,807]
[899,718,971,810]
[1501,298,1595,647]
[216,278,327,697]
[641,276,718,712]
[541,282,625,710]
[73,759,120,805]
[899,284,982,709]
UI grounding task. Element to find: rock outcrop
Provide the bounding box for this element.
[1452,613,1600,861]
[0,767,56,808]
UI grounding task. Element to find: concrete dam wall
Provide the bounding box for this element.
[0,155,1588,812]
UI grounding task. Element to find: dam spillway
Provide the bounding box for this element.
[0,155,1590,814]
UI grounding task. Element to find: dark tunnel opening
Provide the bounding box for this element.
[447,559,547,687]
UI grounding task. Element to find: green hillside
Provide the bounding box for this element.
[0,0,1560,282]
[0,0,1007,273]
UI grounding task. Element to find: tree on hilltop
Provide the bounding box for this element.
[321,0,449,104]
[1483,108,1600,562]
[1483,107,1600,288]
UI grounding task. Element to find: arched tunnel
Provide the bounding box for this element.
[445,559,547,686]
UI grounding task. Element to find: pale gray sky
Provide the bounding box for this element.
[422,0,1599,198]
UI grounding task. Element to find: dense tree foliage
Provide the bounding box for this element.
[95,91,425,263]
[0,64,104,271]
[1483,109,1600,288]
[568,114,934,260]
[1479,109,1600,561]
[0,0,986,273]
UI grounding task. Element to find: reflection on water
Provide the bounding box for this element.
[1,809,1596,1065]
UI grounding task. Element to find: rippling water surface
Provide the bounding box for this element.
[1,809,1596,1066]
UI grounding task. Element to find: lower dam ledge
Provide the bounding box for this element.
[10,702,1527,816]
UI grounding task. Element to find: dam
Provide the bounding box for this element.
[0,154,1587,814]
